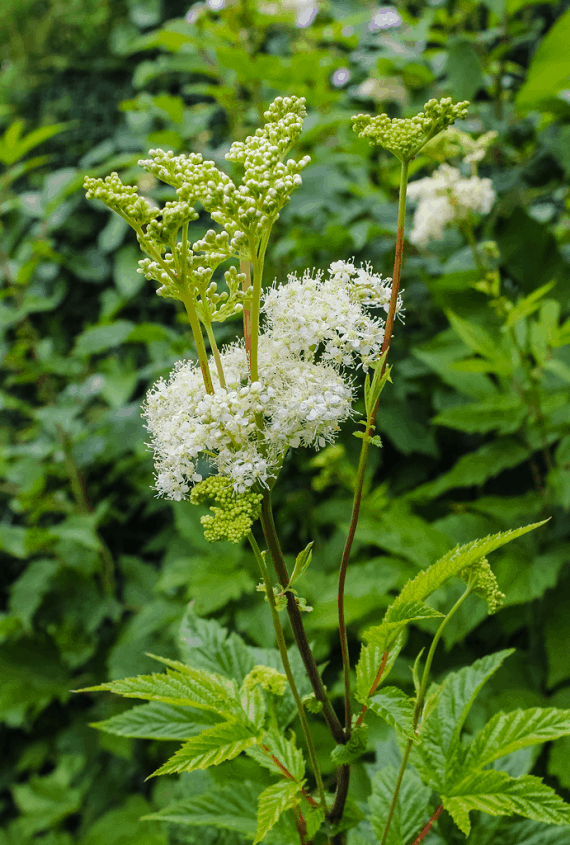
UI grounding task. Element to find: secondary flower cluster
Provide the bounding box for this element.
[142,259,396,502]
[352,97,470,162]
[407,163,495,247]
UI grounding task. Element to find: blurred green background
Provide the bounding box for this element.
[1,1,570,843]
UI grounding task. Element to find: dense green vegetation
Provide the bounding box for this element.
[1,1,570,843]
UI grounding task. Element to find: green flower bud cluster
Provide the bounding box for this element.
[242,665,288,696]
[461,557,506,614]
[138,96,310,258]
[190,475,263,543]
[83,172,161,227]
[352,97,470,162]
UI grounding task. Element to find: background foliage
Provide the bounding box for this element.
[1,0,570,842]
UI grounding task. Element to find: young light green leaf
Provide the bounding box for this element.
[355,631,405,704]
[412,650,515,790]
[363,601,444,652]
[149,720,258,777]
[240,682,266,730]
[288,542,314,588]
[142,780,260,836]
[443,771,570,836]
[331,723,369,765]
[394,522,547,610]
[242,665,287,696]
[463,708,570,772]
[367,688,415,739]
[246,728,305,782]
[253,780,303,845]
[90,701,222,740]
[369,766,431,845]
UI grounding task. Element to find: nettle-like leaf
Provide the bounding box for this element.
[239,682,266,731]
[149,719,259,777]
[411,649,514,790]
[363,600,444,652]
[179,607,256,684]
[253,780,303,845]
[355,631,405,704]
[246,727,306,782]
[143,780,260,837]
[366,687,415,740]
[442,770,570,836]
[78,656,246,721]
[391,521,547,614]
[91,701,222,740]
[368,766,432,845]
[462,707,570,772]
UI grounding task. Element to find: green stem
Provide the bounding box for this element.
[203,319,226,388]
[332,158,410,826]
[249,250,265,383]
[182,294,214,394]
[379,585,473,845]
[248,533,328,813]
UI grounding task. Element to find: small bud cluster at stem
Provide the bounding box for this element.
[461,557,506,614]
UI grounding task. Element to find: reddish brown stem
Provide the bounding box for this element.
[411,804,444,845]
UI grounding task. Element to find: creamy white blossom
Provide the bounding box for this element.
[143,333,353,498]
[407,163,495,247]
[263,260,401,370]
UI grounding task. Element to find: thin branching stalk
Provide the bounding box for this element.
[203,319,226,388]
[333,158,409,825]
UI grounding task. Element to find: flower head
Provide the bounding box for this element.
[407,163,495,246]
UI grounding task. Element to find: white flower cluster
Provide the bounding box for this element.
[263,260,401,370]
[407,163,495,247]
[143,259,397,500]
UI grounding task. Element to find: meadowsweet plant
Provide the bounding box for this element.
[79,97,570,845]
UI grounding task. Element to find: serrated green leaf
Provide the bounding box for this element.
[253,780,302,845]
[302,803,326,839]
[367,687,415,739]
[288,542,314,588]
[143,780,260,836]
[355,631,404,704]
[443,771,570,836]
[179,608,255,684]
[239,682,266,730]
[77,663,244,720]
[91,701,222,740]
[369,766,431,845]
[363,601,444,652]
[246,728,306,781]
[412,650,515,790]
[150,720,258,777]
[393,522,547,610]
[463,708,570,771]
